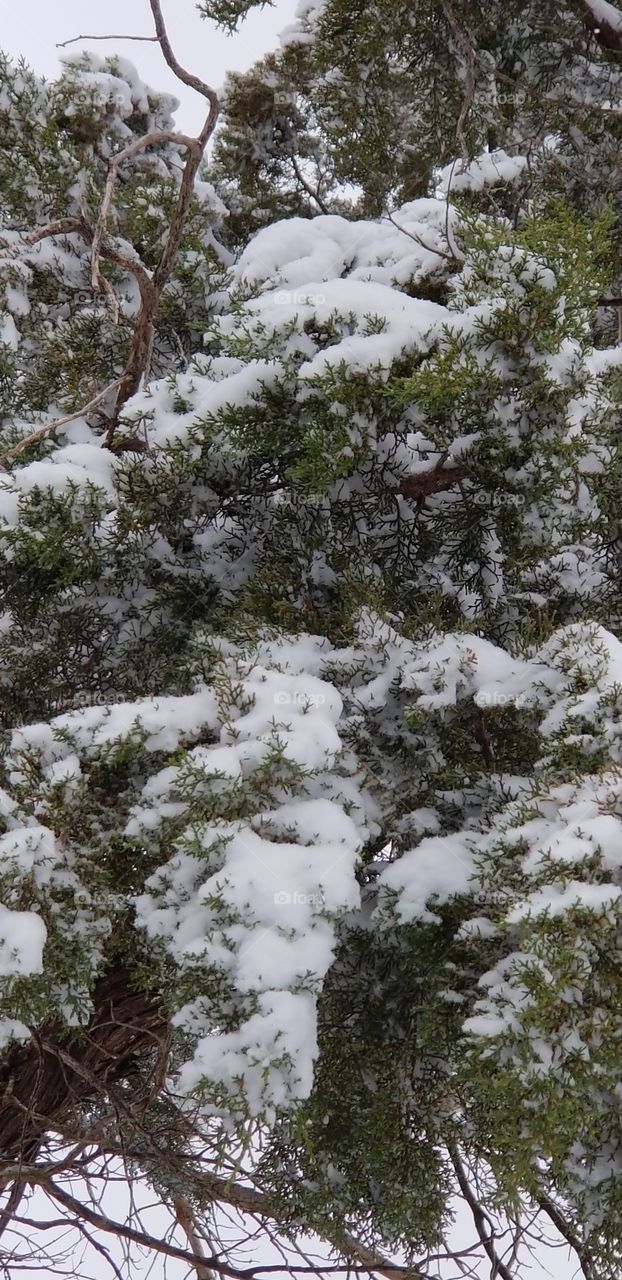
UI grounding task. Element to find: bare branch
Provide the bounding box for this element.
[339,1232,427,1280]
[384,210,462,264]
[537,1191,596,1280]
[448,1145,515,1280]
[25,217,156,312]
[438,0,477,161]
[45,1180,245,1279]
[57,33,158,48]
[0,380,123,466]
[174,1196,218,1280]
[29,3,223,443]
[26,219,84,245]
[90,129,199,296]
[291,155,330,214]
[99,2,221,432]
[39,1179,437,1280]
[147,0,220,133]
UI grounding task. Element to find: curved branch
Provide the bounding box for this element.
[148,0,220,138]
[0,380,123,466]
[438,0,477,161]
[90,129,200,296]
[26,216,157,312]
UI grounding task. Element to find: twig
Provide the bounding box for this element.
[57,33,158,48]
[384,210,459,263]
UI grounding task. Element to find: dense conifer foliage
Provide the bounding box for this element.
[3,1,622,1276]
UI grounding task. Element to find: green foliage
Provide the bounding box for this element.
[6,15,622,1276]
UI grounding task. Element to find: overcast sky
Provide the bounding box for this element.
[0,0,297,132]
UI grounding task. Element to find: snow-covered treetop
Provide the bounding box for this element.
[4,16,622,1274]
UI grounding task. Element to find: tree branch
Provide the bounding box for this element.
[44,4,224,441]
[26,216,157,313]
[57,33,158,48]
[45,1179,246,1278]
[174,1196,219,1280]
[0,380,123,466]
[291,155,330,214]
[576,0,622,52]
[537,1191,595,1280]
[397,464,466,499]
[447,1145,514,1280]
[104,0,221,432]
[42,1178,436,1280]
[148,0,220,131]
[438,0,477,160]
[90,129,199,297]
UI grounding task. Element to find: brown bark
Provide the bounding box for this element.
[397,464,466,498]
[577,0,622,52]
[0,964,166,1164]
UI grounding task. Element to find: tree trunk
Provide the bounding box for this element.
[0,965,167,1162]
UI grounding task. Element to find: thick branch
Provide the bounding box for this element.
[148,0,220,131]
[26,217,156,312]
[0,964,166,1161]
[537,1192,595,1280]
[397,464,466,498]
[576,0,622,51]
[448,1145,514,1280]
[174,1196,218,1280]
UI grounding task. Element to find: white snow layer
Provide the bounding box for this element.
[231,199,455,292]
